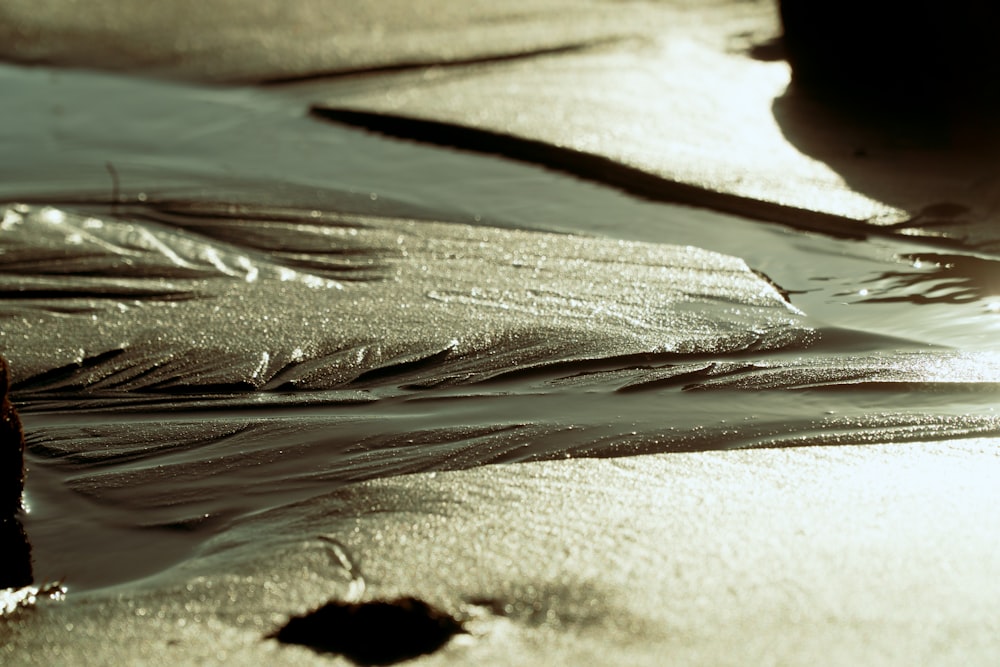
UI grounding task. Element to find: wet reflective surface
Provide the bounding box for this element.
[5,103,1000,591]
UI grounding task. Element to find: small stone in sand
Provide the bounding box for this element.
[268,596,465,665]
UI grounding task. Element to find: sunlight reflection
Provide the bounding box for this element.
[251,351,270,380]
[38,207,65,225]
[922,352,1000,382]
[0,584,64,616]
[437,33,904,225]
[1,210,23,230]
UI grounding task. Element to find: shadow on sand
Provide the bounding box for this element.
[749,1,1000,250]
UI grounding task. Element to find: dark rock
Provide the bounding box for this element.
[1,354,25,517]
[0,515,33,590]
[1,354,31,590]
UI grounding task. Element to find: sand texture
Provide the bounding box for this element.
[3,1,1000,664]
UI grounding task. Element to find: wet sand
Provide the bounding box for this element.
[3,1,1000,664]
[3,444,999,665]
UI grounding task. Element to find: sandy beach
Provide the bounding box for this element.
[2,1,1000,664]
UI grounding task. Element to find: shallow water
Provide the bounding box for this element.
[4,60,1000,594]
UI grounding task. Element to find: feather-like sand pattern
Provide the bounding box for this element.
[2,202,808,399]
